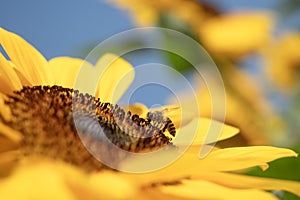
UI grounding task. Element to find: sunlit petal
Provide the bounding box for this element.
[0,122,22,143]
[122,103,149,117]
[9,62,32,86]
[199,12,273,56]
[159,179,279,200]
[0,94,11,122]
[95,53,135,103]
[89,171,138,199]
[0,28,53,85]
[48,57,84,88]
[120,150,215,183]
[163,106,196,129]
[0,150,19,177]
[173,118,239,145]
[0,53,22,94]
[0,161,77,200]
[202,146,298,171]
[194,172,300,197]
[0,158,138,200]
[121,146,297,185]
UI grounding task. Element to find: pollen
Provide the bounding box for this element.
[3,86,176,172]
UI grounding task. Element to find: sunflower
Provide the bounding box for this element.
[198,11,273,58]
[0,27,300,199]
[108,0,272,58]
[107,0,217,28]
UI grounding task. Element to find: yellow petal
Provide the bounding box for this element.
[0,53,22,94]
[74,53,134,103]
[165,107,196,129]
[264,32,300,90]
[0,157,138,200]
[9,61,32,86]
[0,94,12,121]
[148,105,196,129]
[199,12,273,57]
[195,171,300,197]
[120,149,215,182]
[89,171,138,199]
[48,57,84,88]
[0,134,18,153]
[73,59,99,94]
[122,103,149,117]
[95,53,135,103]
[202,146,298,172]
[0,95,22,143]
[159,179,279,200]
[173,118,239,145]
[0,150,19,177]
[121,146,297,184]
[0,122,22,143]
[0,28,53,85]
[45,160,136,200]
[0,161,77,200]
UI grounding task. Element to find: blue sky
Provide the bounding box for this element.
[0,0,133,59]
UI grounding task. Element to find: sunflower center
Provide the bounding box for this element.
[4,85,176,171]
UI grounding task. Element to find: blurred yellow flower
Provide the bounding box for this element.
[171,67,281,146]
[194,86,287,146]
[198,11,273,57]
[108,0,217,28]
[263,32,300,90]
[1,27,300,199]
[195,90,268,146]
[109,1,273,59]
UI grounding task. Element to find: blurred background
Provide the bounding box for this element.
[1,0,300,199]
